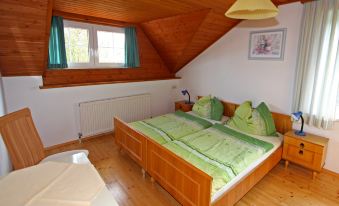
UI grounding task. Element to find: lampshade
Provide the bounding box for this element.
[225,0,278,20]
[291,111,306,136]
[181,89,188,95]
[181,89,191,104]
[291,111,302,121]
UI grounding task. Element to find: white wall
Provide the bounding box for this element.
[177,3,339,173]
[2,76,180,147]
[0,75,12,176]
[177,3,303,114]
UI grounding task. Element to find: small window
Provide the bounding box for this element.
[63,20,125,68]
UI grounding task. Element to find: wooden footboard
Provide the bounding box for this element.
[114,117,147,169]
[147,138,212,206]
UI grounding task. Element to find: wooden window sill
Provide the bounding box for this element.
[40,77,180,89]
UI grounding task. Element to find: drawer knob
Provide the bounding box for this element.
[299,150,303,155]
[300,143,304,149]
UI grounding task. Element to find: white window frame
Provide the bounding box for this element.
[63,20,125,69]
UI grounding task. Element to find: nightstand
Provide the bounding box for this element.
[282,130,329,179]
[175,101,194,112]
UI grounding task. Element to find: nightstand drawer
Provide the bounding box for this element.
[284,144,315,164]
[284,135,324,154]
[175,104,186,111]
[283,143,323,171]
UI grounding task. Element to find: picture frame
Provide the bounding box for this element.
[248,28,287,60]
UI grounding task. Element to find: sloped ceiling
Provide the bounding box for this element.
[141,10,240,73]
[0,0,311,76]
[141,9,212,71]
[0,0,52,76]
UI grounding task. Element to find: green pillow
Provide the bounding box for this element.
[226,101,277,136]
[226,101,253,134]
[251,109,267,135]
[210,97,224,121]
[192,96,224,121]
[255,102,277,136]
[192,96,212,119]
[233,101,252,120]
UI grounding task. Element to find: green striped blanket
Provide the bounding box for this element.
[129,112,274,195]
[164,124,274,194]
[129,110,213,144]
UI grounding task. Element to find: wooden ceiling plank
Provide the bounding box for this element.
[0,2,48,15]
[0,0,49,75]
[54,0,205,23]
[53,10,133,27]
[141,9,210,71]
[174,12,241,72]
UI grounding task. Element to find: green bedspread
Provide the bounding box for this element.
[129,110,212,144]
[164,124,274,194]
[129,112,274,195]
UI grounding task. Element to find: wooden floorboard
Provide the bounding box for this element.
[46,134,339,206]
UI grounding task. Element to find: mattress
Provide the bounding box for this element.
[162,123,282,202]
[211,125,283,203]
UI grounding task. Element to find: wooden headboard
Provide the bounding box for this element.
[197,96,292,134]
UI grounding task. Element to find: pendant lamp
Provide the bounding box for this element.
[225,0,278,20]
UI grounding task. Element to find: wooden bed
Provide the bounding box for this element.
[114,99,292,206]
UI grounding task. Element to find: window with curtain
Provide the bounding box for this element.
[48,17,140,69]
[48,16,68,69]
[293,0,339,129]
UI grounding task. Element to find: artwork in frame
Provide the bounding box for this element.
[249,28,287,60]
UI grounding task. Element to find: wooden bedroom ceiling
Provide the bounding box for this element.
[54,0,306,73]
[0,0,310,76]
[54,0,303,23]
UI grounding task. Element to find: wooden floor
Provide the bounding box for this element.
[47,134,339,206]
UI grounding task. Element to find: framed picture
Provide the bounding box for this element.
[248,28,286,60]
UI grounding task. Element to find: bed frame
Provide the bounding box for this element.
[114,99,291,206]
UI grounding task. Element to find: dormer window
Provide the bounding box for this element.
[48,16,139,70]
[63,20,125,68]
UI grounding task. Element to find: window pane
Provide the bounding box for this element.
[97,30,125,64]
[98,48,115,63]
[98,31,114,47]
[113,33,125,49]
[64,27,90,63]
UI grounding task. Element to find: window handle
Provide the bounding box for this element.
[299,150,303,155]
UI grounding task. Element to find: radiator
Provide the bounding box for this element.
[79,94,151,137]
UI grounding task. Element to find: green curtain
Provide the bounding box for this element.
[48,16,68,69]
[293,0,339,129]
[124,27,140,68]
